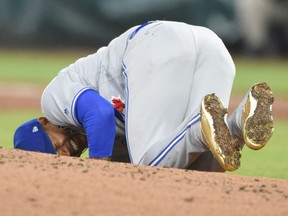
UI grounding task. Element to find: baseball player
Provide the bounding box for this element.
[14,21,274,172]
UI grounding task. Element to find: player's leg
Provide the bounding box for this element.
[123,21,207,168]
[228,82,274,150]
[123,22,241,170]
[183,25,243,171]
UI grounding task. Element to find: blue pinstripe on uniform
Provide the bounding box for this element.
[148,113,201,166]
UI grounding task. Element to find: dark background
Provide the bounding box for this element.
[1,0,287,56]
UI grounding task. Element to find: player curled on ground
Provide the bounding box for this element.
[14,21,274,172]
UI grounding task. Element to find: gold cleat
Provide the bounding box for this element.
[200,93,241,171]
[242,82,274,150]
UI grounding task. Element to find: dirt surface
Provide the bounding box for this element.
[0,148,288,216]
[0,84,288,216]
[0,84,44,110]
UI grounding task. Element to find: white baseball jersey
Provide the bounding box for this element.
[41,21,235,170]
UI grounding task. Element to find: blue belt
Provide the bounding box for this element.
[128,21,154,40]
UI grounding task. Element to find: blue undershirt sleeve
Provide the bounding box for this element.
[75,89,116,158]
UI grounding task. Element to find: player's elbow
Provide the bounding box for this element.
[100,104,115,122]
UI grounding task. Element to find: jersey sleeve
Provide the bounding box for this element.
[74,89,116,158]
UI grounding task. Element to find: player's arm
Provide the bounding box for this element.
[75,89,116,158]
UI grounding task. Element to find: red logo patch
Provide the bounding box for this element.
[111,96,125,112]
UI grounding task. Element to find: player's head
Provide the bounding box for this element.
[14,118,56,154]
[14,117,87,157]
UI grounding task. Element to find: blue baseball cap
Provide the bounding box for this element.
[14,118,56,154]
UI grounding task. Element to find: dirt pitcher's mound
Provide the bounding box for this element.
[0,148,287,216]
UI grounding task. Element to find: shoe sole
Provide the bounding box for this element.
[200,94,241,171]
[242,82,274,150]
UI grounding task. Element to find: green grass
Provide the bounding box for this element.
[0,49,93,84]
[0,50,287,179]
[232,58,288,98]
[233,120,288,179]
